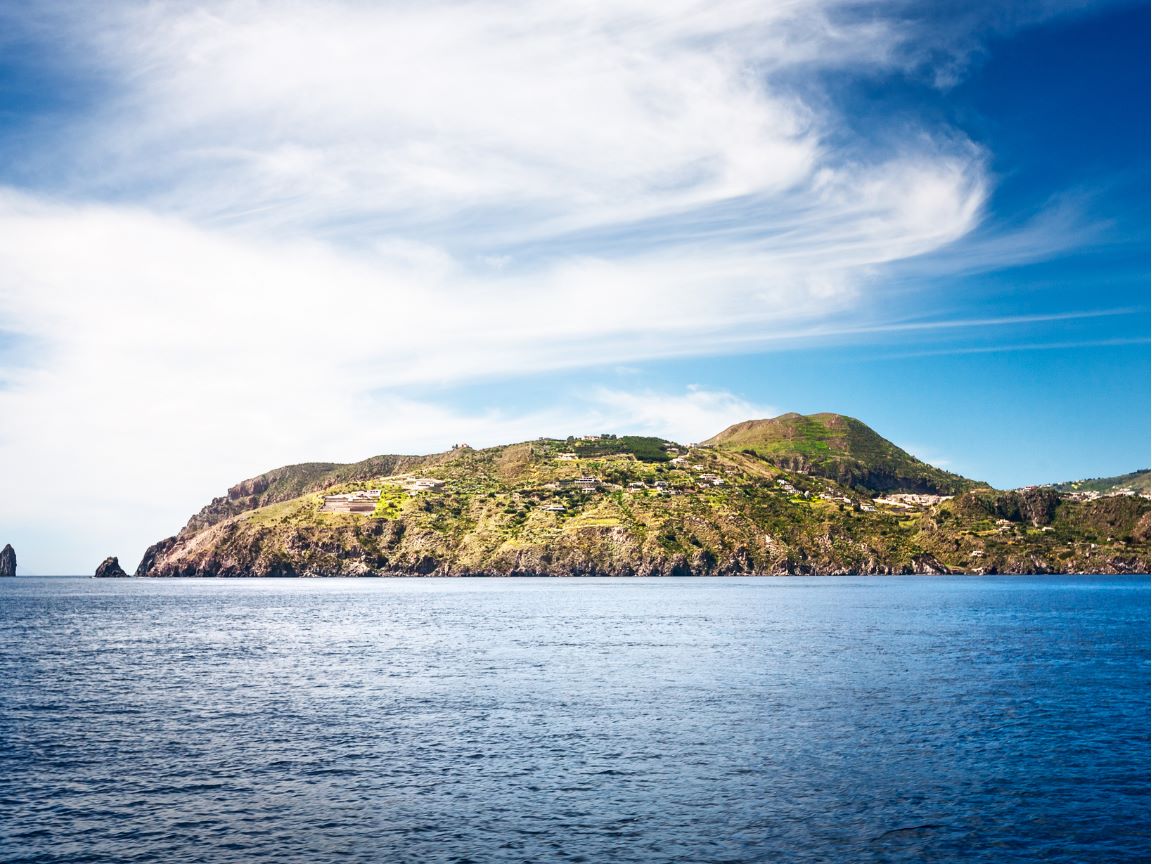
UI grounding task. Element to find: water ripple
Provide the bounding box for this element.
[1,575,1148,863]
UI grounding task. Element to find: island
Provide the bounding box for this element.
[134,413,1151,578]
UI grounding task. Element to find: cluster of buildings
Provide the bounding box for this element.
[874,494,952,509]
[627,480,670,491]
[320,477,448,514]
[320,490,382,514]
[401,478,445,495]
[817,492,855,505]
[1060,488,1149,502]
[774,478,879,510]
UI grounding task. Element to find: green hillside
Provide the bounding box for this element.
[703,413,979,495]
[134,417,1149,578]
[1049,469,1150,496]
[178,454,436,535]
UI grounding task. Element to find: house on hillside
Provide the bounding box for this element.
[321,489,382,514]
[402,478,445,495]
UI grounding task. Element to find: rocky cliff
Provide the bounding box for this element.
[94,556,130,578]
[135,417,1151,578]
[0,544,15,577]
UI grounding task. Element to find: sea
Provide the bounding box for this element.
[1,575,1148,864]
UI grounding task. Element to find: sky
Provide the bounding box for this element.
[0,0,1147,574]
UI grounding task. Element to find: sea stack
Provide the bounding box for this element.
[0,544,15,577]
[94,556,130,579]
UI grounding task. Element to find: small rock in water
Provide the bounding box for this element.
[0,543,15,577]
[94,556,130,579]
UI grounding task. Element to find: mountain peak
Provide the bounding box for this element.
[703,413,978,496]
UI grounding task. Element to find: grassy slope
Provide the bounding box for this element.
[179,454,438,535]
[139,437,1149,577]
[704,413,981,495]
[1049,469,1150,495]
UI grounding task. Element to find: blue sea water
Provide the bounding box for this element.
[0,576,1147,864]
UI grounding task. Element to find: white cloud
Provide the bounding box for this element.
[49,0,826,232]
[15,0,984,244]
[585,386,778,444]
[0,0,1002,571]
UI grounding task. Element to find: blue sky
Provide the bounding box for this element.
[0,0,1146,573]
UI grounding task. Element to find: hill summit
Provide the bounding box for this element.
[704,413,977,496]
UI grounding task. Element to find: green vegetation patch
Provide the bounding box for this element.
[1050,469,1151,495]
[570,435,674,463]
[373,485,409,520]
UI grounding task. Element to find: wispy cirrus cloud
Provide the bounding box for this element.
[7,0,984,242]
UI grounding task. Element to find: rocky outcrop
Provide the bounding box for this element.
[94,556,130,578]
[134,536,179,577]
[908,553,951,575]
[0,544,15,577]
[950,487,1063,527]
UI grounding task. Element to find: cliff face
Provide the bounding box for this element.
[948,488,1061,526]
[0,544,15,577]
[135,424,1151,578]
